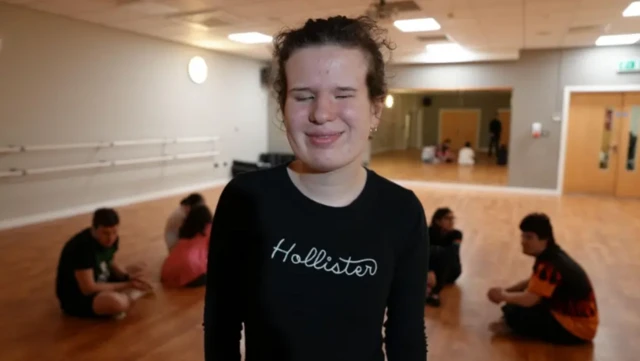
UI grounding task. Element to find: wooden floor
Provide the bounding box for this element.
[1,184,640,361]
[369,149,509,186]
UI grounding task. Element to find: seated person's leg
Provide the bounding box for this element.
[445,261,462,285]
[61,291,130,318]
[500,303,583,344]
[439,245,462,285]
[92,291,131,316]
[500,303,548,338]
[426,245,446,306]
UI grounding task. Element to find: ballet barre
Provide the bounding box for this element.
[0,136,220,153]
[0,151,221,178]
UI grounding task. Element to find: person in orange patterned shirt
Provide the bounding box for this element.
[486,213,598,344]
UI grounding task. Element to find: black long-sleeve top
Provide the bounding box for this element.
[204,164,429,361]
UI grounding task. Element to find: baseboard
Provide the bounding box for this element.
[392,179,560,196]
[0,178,231,231]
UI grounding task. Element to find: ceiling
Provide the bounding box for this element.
[2,0,639,63]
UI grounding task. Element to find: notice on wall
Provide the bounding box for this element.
[618,59,640,73]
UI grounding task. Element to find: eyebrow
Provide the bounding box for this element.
[288,86,358,93]
[289,87,312,93]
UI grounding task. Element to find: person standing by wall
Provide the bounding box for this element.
[488,113,502,157]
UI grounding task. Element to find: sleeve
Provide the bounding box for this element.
[204,181,250,361]
[385,194,429,361]
[527,262,561,298]
[71,240,95,271]
[448,230,463,244]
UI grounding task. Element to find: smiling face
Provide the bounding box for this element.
[283,45,382,172]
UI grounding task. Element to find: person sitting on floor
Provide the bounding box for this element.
[457,141,475,165]
[487,213,599,344]
[425,207,463,307]
[161,205,212,288]
[164,193,205,250]
[435,139,454,163]
[55,208,152,319]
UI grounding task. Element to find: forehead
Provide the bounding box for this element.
[97,225,118,233]
[285,45,369,88]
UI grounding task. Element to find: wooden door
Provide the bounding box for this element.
[439,109,480,150]
[498,109,511,147]
[616,92,640,197]
[563,93,623,195]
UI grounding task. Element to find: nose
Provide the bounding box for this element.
[310,94,336,124]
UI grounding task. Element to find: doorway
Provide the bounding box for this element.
[439,109,480,151]
[497,109,511,147]
[563,92,640,197]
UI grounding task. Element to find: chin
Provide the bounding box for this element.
[300,153,356,173]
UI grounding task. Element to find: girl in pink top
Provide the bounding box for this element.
[161,205,212,288]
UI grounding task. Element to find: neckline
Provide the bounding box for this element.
[280,161,374,211]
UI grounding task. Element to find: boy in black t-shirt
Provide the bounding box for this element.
[55,208,152,319]
[486,213,598,344]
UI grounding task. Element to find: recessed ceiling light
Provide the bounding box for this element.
[228,32,273,44]
[595,33,640,46]
[623,1,640,17]
[393,18,441,32]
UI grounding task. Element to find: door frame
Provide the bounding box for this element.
[438,108,482,149]
[558,85,640,194]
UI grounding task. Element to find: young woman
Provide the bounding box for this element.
[164,193,205,250]
[204,16,429,361]
[426,207,463,307]
[161,205,212,288]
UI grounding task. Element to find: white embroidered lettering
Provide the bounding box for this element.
[271,239,378,277]
[271,238,296,262]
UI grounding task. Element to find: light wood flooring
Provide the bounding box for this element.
[370,149,509,186]
[1,184,639,361]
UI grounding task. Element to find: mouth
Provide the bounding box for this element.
[306,131,344,146]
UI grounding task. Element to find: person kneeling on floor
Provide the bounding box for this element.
[55,208,152,319]
[487,213,599,344]
[425,207,463,307]
[161,205,212,288]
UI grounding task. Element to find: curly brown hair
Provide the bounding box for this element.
[271,15,395,113]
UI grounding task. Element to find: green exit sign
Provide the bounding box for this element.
[618,59,640,73]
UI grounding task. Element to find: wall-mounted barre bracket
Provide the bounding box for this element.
[0,169,24,178]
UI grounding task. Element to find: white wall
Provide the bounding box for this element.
[267,95,293,153]
[0,4,268,228]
